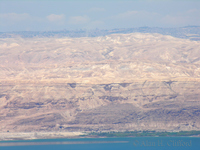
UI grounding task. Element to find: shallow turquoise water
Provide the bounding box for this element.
[0,137,200,150]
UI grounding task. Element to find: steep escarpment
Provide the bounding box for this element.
[0,81,200,132]
[0,33,200,133]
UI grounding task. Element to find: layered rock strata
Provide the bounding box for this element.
[0,33,200,132]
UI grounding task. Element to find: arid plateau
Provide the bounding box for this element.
[0,33,200,140]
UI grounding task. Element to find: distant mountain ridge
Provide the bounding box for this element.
[1,26,200,40]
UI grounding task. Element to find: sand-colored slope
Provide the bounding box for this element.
[0,33,200,134]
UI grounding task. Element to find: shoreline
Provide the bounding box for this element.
[0,132,86,141]
[1,131,200,142]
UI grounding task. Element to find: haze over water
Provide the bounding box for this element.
[1,137,200,150]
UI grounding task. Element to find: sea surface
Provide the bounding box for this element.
[0,137,200,150]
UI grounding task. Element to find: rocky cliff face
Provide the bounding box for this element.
[0,33,200,132]
[0,80,200,132]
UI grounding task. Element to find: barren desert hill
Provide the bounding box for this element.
[1,33,200,65]
[0,33,200,83]
[0,33,200,134]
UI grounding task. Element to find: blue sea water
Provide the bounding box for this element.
[0,137,200,150]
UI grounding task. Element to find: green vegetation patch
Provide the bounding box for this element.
[88,130,200,137]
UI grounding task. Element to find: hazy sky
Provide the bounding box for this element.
[0,0,200,32]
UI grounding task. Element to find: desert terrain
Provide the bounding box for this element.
[0,33,200,140]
